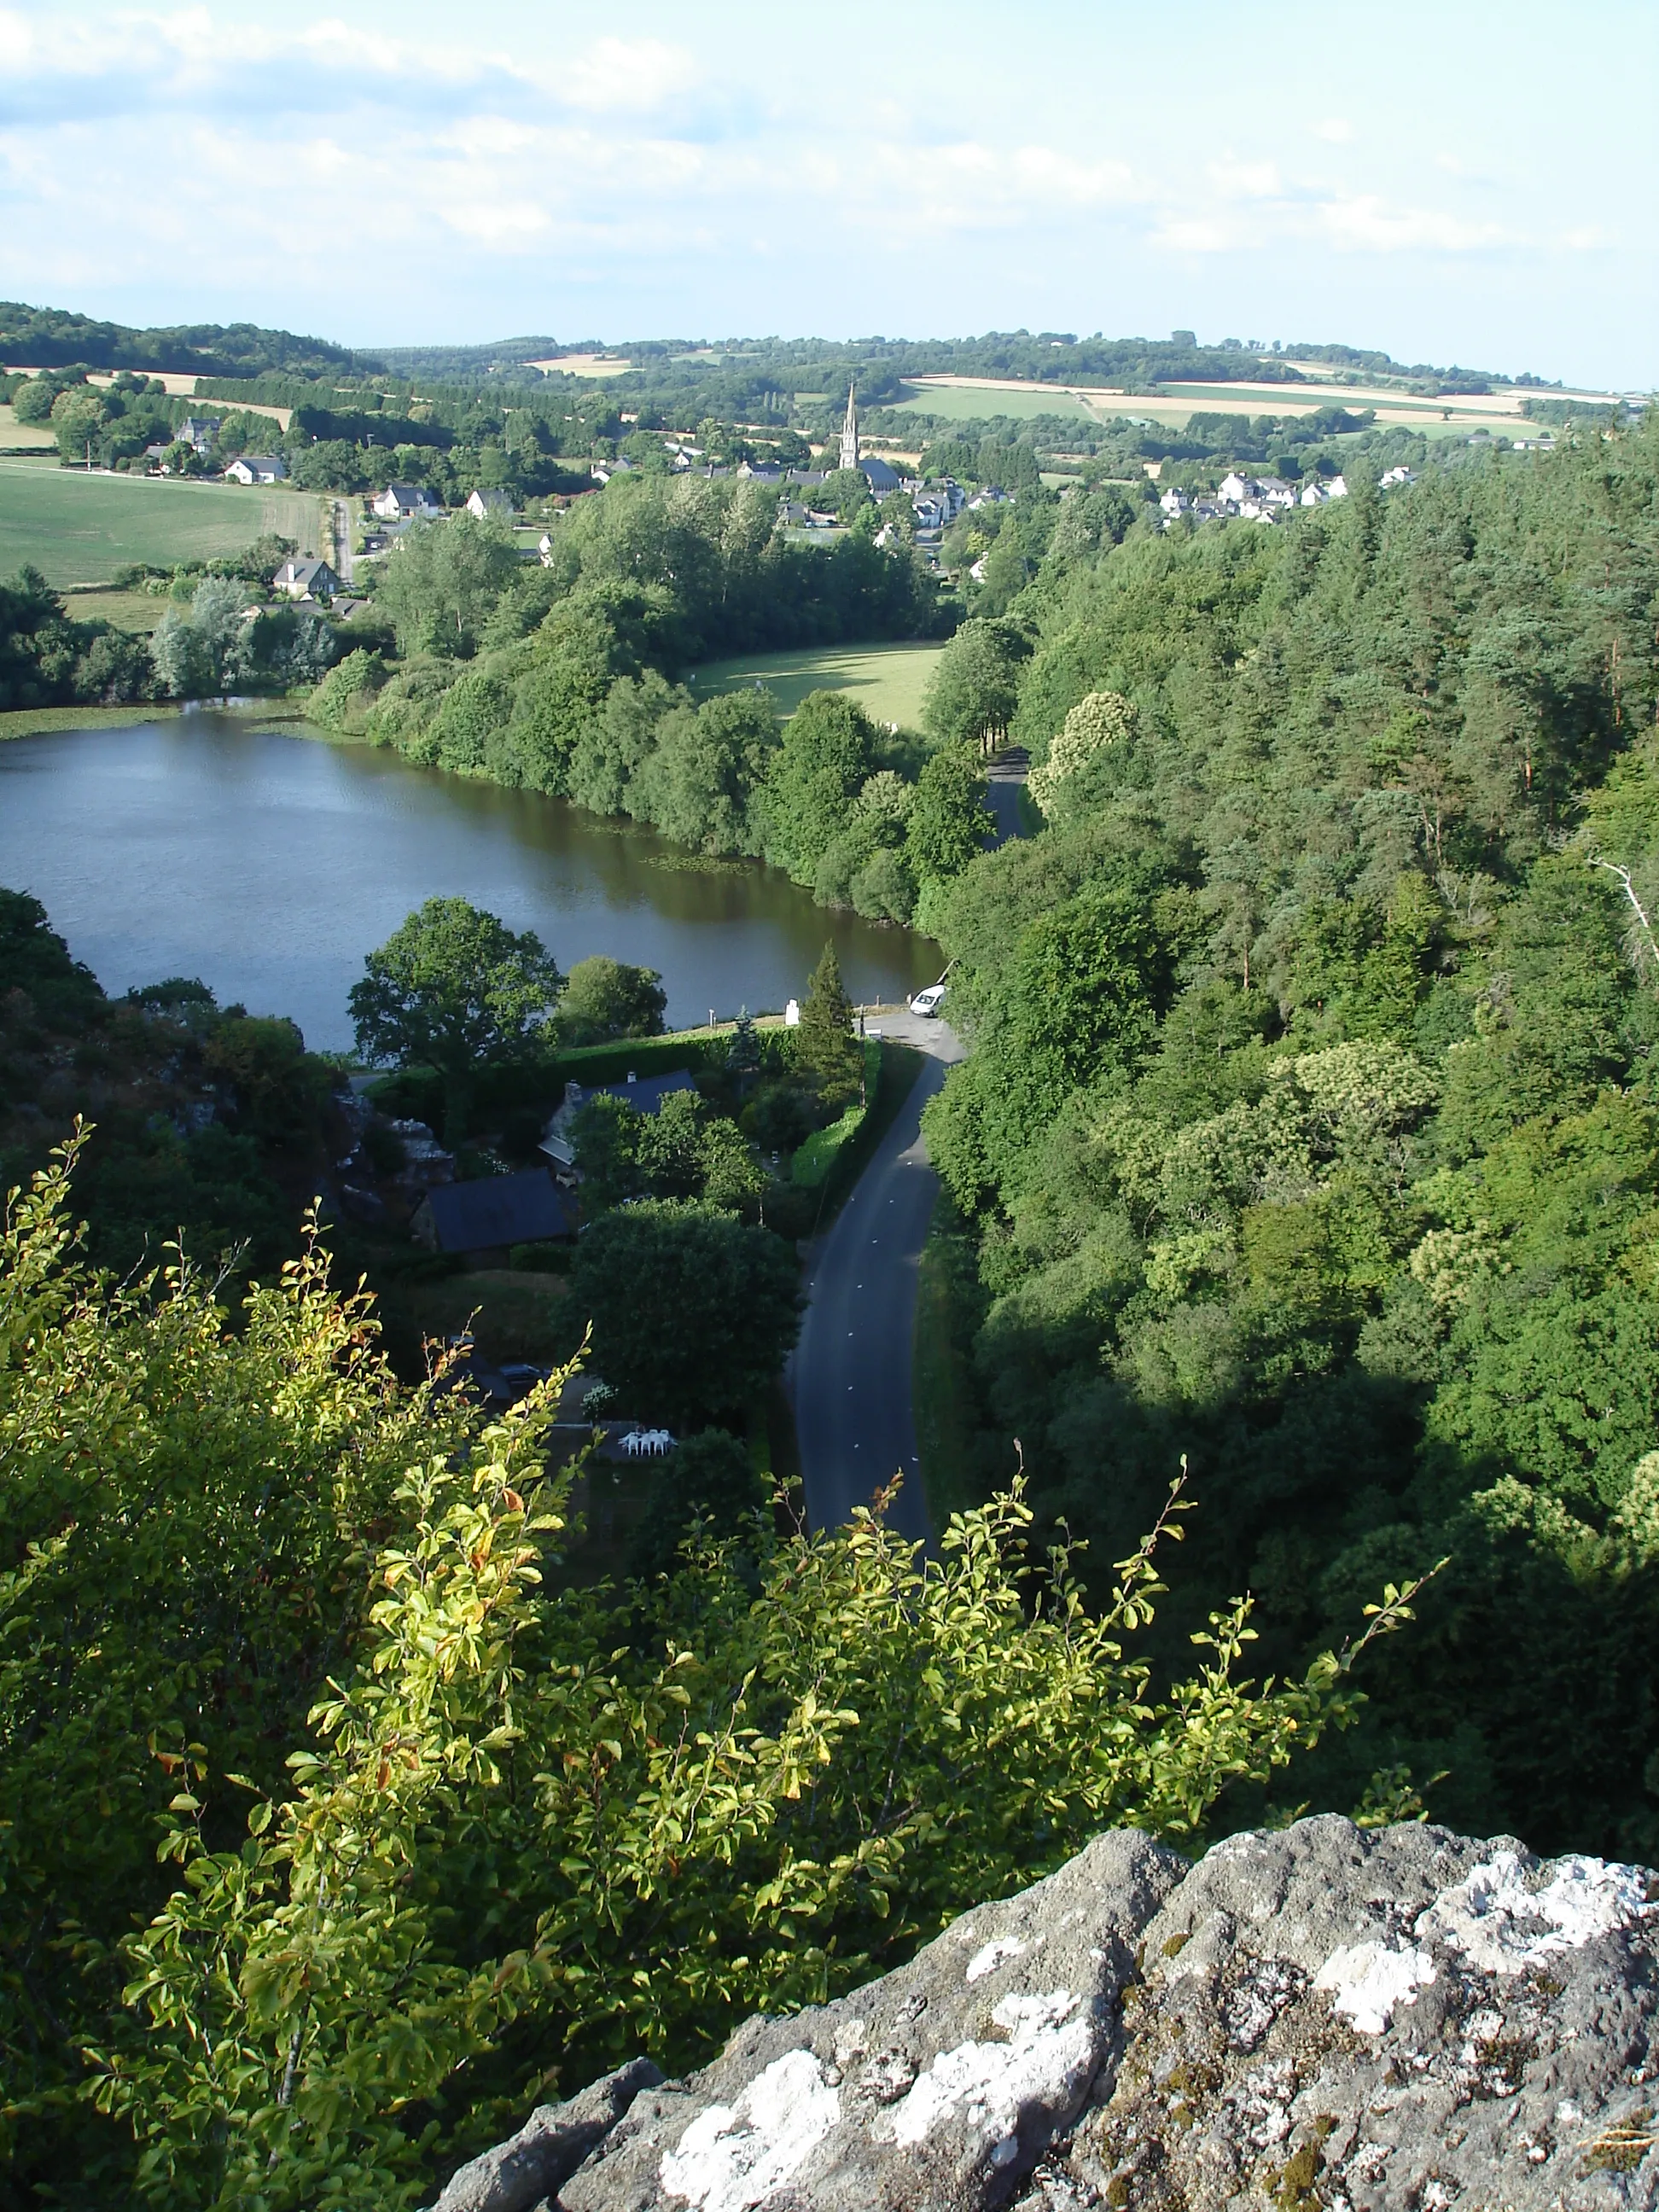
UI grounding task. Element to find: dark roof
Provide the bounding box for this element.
[420,1169,575,1253]
[585,1068,700,1115]
[860,457,901,492]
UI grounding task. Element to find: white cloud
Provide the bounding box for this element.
[1152,215,1236,255]
[559,36,696,114]
[0,0,1639,375]
[1208,157,1282,200]
[1317,193,1509,253]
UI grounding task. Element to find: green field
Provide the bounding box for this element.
[59,584,165,630]
[0,457,324,585]
[0,405,57,450]
[692,639,946,726]
[891,381,1097,423]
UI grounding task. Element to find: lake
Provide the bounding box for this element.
[0,714,944,1051]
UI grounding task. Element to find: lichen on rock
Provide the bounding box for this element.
[439,1818,1659,2211]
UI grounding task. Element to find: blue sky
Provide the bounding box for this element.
[0,0,1653,386]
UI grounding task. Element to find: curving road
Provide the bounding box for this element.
[788,1012,964,1547]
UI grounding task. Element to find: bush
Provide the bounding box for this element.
[0,1144,1421,2203]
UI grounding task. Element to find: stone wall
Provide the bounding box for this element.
[432,1816,1659,2212]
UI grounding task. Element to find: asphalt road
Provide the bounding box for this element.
[984,745,1029,847]
[789,1012,964,1548]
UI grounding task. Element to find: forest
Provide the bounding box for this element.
[917,412,1659,1860]
[0,299,367,378]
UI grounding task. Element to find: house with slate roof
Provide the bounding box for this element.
[224,454,288,485]
[538,1068,701,1169]
[373,483,443,520]
[271,556,340,601]
[410,1168,577,1258]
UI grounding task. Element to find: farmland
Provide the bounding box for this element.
[692,638,947,728]
[0,457,323,585]
[888,370,1615,439]
[891,379,1097,423]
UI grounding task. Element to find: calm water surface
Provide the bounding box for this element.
[0,715,943,1051]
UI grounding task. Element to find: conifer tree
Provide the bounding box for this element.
[796,941,859,1093]
[727,1005,761,1093]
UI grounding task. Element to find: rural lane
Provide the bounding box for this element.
[788,1010,964,1549]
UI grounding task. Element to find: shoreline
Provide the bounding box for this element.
[0,696,311,741]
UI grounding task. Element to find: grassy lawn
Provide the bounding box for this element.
[0,457,324,585]
[60,585,165,631]
[693,639,946,727]
[0,406,57,450]
[0,698,308,742]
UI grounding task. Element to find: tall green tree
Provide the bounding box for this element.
[758,691,879,883]
[795,939,859,1095]
[374,515,521,658]
[923,617,1027,754]
[557,955,667,1046]
[349,898,563,1138]
[905,744,994,886]
[568,1197,801,1427]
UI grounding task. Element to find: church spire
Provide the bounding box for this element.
[839,381,859,473]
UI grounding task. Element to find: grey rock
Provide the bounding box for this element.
[1023,1817,1659,2212]
[559,1830,1182,2212]
[460,1819,1659,2211]
[432,2058,664,2212]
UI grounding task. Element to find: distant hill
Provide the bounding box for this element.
[0,300,379,381]
[0,299,1572,406]
[372,336,570,380]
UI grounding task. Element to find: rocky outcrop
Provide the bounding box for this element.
[434,1817,1659,2212]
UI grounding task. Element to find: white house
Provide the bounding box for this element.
[1378,466,1417,489]
[1218,471,1252,504]
[223,455,288,485]
[373,483,441,520]
[178,416,220,451]
[465,486,515,520]
[1159,487,1190,517]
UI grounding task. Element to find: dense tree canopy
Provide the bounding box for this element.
[568,1196,802,1427]
[919,412,1659,1856]
[350,899,564,1138]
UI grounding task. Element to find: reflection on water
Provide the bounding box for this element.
[0,715,943,1051]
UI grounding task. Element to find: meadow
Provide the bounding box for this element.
[0,457,323,585]
[0,405,58,450]
[891,380,1097,423]
[58,584,166,630]
[691,638,947,727]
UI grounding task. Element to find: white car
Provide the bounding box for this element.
[909,984,947,1017]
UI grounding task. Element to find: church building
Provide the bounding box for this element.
[839,383,900,494]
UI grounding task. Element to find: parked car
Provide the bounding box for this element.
[909,984,947,1017]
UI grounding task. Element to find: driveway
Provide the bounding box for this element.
[788,1010,964,1549]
